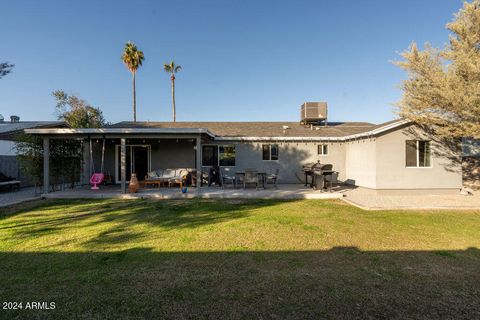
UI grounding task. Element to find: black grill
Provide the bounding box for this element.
[302,162,334,190]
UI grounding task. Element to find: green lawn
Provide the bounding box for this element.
[0,199,479,319]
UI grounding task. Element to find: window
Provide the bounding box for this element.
[406,140,431,167]
[202,145,235,166]
[202,145,218,166]
[262,144,278,160]
[318,144,328,155]
[219,145,236,166]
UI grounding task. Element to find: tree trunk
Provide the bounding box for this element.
[171,75,176,122]
[133,71,137,122]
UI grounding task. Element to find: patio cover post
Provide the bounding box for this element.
[43,137,50,194]
[196,136,202,193]
[121,138,126,193]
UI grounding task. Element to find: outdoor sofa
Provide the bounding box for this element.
[0,172,20,192]
[143,168,195,187]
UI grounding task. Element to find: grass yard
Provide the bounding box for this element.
[0,199,479,319]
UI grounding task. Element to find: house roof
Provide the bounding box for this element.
[0,121,63,134]
[106,121,377,138]
[25,119,412,141]
[0,121,64,140]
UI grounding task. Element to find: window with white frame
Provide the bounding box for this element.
[406,140,431,167]
[318,144,328,155]
[202,145,236,166]
[262,144,278,160]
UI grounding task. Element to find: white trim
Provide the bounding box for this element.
[262,143,279,161]
[25,127,215,137]
[317,144,329,156]
[405,140,432,168]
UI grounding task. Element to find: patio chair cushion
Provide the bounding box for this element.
[176,169,189,178]
[147,171,159,179]
[163,169,176,179]
[155,169,164,178]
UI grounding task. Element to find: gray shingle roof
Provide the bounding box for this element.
[0,121,64,139]
[107,121,379,138]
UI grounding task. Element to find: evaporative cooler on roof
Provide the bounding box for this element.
[300,102,328,124]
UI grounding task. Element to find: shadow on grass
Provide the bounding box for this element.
[0,247,479,319]
[0,198,296,245]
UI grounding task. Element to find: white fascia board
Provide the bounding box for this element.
[24,128,215,137]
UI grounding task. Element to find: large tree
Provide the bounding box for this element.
[163,61,182,122]
[395,0,480,139]
[15,91,106,188]
[0,61,14,79]
[52,90,106,128]
[121,42,145,122]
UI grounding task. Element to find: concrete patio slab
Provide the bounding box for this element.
[0,187,41,208]
[42,184,345,200]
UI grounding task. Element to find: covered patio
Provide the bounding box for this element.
[24,126,346,199]
[25,127,214,194]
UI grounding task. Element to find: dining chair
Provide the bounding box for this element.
[243,170,259,189]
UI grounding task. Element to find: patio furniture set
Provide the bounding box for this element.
[139,167,279,190]
[220,168,279,189]
[141,168,192,188]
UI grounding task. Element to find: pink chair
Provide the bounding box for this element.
[90,173,105,190]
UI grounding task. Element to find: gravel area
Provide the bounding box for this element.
[343,187,480,210]
[0,187,40,208]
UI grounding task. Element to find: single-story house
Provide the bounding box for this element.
[24,103,463,194]
[0,115,63,186]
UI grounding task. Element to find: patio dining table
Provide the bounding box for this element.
[235,171,267,189]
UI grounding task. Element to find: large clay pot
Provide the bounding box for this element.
[128,173,139,193]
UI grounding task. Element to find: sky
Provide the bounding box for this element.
[0,0,464,124]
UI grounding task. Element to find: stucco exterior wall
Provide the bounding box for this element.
[374,125,462,190]
[344,139,377,189]
[150,140,196,169]
[203,141,346,184]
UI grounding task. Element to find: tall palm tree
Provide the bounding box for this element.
[163,61,182,122]
[121,42,144,122]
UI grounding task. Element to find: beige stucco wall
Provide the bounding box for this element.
[344,139,377,189]
[374,125,462,190]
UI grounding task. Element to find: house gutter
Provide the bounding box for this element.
[24,127,216,138]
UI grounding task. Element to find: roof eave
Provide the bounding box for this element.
[24,127,216,138]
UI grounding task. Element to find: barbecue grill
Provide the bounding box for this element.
[302,162,334,191]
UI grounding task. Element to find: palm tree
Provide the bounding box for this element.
[121,42,144,122]
[163,61,182,122]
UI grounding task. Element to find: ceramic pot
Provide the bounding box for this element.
[128,173,139,193]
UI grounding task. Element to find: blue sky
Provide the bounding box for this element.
[0,0,463,124]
